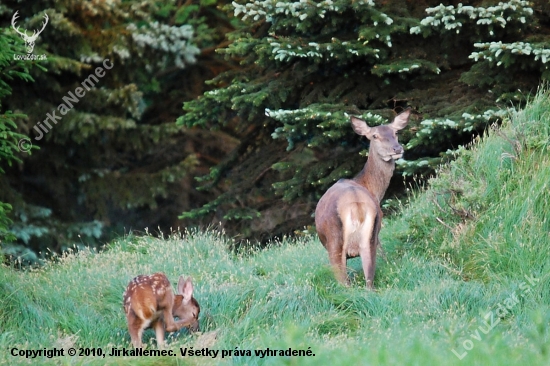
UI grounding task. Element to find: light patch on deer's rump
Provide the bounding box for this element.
[138,317,153,331]
[133,304,162,327]
[342,204,375,258]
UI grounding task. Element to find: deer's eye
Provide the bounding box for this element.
[372,134,378,139]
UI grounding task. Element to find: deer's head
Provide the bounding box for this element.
[350,108,411,162]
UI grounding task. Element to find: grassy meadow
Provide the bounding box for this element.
[1,89,549,365]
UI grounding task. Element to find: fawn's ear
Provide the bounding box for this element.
[177,276,194,303]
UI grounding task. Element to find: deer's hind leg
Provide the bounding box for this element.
[153,319,166,348]
[328,243,349,285]
[127,311,147,348]
[358,210,377,289]
[321,228,349,286]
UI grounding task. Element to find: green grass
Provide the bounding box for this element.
[1,88,550,365]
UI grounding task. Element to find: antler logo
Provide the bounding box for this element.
[11,10,49,54]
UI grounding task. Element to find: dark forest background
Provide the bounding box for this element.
[1,0,549,264]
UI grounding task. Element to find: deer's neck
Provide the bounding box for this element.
[352,151,395,202]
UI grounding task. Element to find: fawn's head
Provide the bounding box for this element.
[174,276,200,332]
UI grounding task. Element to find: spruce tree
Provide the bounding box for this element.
[179,0,550,241]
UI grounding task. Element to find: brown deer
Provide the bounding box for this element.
[315,108,411,289]
[123,273,200,348]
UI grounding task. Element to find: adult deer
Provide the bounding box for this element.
[123,273,200,348]
[11,11,49,54]
[315,108,411,289]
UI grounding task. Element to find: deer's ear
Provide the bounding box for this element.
[350,116,374,137]
[178,276,194,303]
[390,108,411,131]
